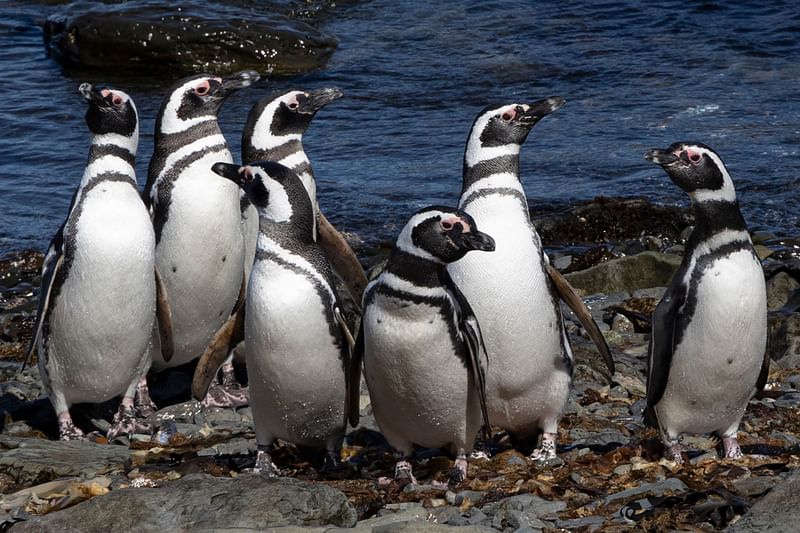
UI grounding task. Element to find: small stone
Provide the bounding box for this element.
[604,477,688,505]
[611,313,634,332]
[755,245,774,260]
[555,516,605,530]
[774,392,800,408]
[613,464,632,475]
[553,255,572,270]
[690,451,718,465]
[732,475,781,497]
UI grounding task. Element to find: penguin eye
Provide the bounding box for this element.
[501,108,516,122]
[441,220,454,231]
[111,94,123,106]
[288,100,299,110]
[686,150,702,164]
[194,81,210,96]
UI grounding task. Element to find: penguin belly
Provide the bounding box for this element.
[449,196,570,436]
[363,294,482,454]
[152,156,245,368]
[655,250,766,436]
[246,260,346,448]
[46,183,156,405]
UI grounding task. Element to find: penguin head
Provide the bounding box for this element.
[211,161,314,232]
[79,83,138,138]
[396,207,496,264]
[243,87,343,156]
[645,142,736,203]
[465,97,565,166]
[157,71,260,136]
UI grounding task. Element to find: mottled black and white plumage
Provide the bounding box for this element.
[644,142,768,463]
[144,71,257,389]
[240,87,367,304]
[30,83,155,441]
[448,98,612,461]
[351,206,495,485]
[211,160,354,475]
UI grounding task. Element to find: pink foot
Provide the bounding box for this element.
[664,441,686,464]
[250,448,280,477]
[107,399,152,442]
[723,436,743,459]
[529,432,557,461]
[57,413,84,441]
[134,376,157,417]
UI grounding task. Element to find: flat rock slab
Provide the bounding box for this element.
[565,251,682,295]
[12,473,357,532]
[725,473,800,533]
[0,436,130,486]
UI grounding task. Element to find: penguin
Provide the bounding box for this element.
[211,160,354,475]
[144,71,258,407]
[447,99,614,460]
[28,83,156,441]
[644,142,768,463]
[350,206,495,485]
[192,87,368,401]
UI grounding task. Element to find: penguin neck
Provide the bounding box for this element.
[81,133,137,188]
[154,120,223,157]
[245,138,313,179]
[461,147,522,195]
[386,249,445,288]
[688,198,750,246]
[258,209,315,246]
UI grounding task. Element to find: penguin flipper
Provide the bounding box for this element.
[443,272,491,439]
[333,305,356,428]
[317,210,367,308]
[191,303,246,401]
[24,234,65,370]
[755,337,771,394]
[154,267,175,363]
[547,264,615,375]
[347,323,365,428]
[647,287,683,408]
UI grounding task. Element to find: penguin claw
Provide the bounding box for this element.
[201,383,249,408]
[134,376,158,417]
[58,419,85,441]
[249,449,280,477]
[529,432,557,462]
[723,437,744,460]
[107,407,152,442]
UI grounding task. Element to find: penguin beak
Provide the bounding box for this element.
[211,162,247,187]
[297,87,343,114]
[644,148,680,166]
[452,226,496,253]
[519,96,566,125]
[217,70,261,97]
[79,83,110,107]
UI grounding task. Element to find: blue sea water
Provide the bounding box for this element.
[1,0,799,256]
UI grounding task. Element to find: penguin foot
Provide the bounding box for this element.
[250,449,280,477]
[201,382,249,408]
[469,449,491,461]
[389,459,418,487]
[529,432,557,462]
[134,377,157,418]
[664,442,686,464]
[723,436,744,460]
[220,361,238,388]
[58,415,85,441]
[446,455,468,486]
[108,406,152,442]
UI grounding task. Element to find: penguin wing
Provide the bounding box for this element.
[333,305,356,427]
[547,264,615,375]
[154,267,175,363]
[646,286,685,407]
[755,337,771,394]
[317,210,368,308]
[347,321,365,428]
[191,300,246,401]
[25,230,65,369]
[443,273,491,437]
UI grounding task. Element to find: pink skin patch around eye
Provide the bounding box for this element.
[501,107,517,121]
[287,94,300,109]
[684,148,702,163]
[195,80,211,95]
[441,216,471,232]
[240,167,254,183]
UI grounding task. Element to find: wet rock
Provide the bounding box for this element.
[0,436,130,486]
[767,272,800,311]
[43,1,338,77]
[726,472,800,533]
[603,477,688,506]
[767,312,800,368]
[12,473,357,532]
[554,515,605,530]
[561,246,618,274]
[564,252,682,296]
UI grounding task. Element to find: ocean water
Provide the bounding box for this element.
[1,0,799,256]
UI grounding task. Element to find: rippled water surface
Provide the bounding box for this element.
[1,0,799,255]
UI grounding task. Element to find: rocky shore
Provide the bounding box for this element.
[2,197,800,532]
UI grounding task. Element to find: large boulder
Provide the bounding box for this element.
[767,312,800,369]
[564,251,682,295]
[725,472,800,533]
[43,1,338,77]
[12,473,357,532]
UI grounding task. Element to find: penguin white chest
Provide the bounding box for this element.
[245,259,345,448]
[658,249,767,435]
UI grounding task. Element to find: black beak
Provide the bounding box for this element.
[79,83,109,107]
[454,228,495,252]
[644,148,680,166]
[520,96,566,124]
[211,162,245,186]
[298,87,343,114]
[216,70,261,97]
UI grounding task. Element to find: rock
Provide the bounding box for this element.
[565,252,682,296]
[603,477,688,505]
[12,473,357,532]
[767,312,800,368]
[766,272,800,310]
[43,1,338,77]
[732,476,782,497]
[0,436,130,486]
[611,313,634,333]
[726,472,800,533]
[554,515,605,530]
[561,246,617,274]
[755,245,774,260]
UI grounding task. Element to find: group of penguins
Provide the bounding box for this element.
[27,69,769,486]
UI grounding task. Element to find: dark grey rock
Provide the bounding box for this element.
[0,436,130,486]
[603,477,688,506]
[568,427,629,447]
[726,473,800,532]
[732,476,782,497]
[564,252,682,295]
[767,272,800,310]
[767,312,800,368]
[554,515,605,530]
[12,473,356,532]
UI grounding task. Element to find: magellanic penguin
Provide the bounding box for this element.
[144,71,258,407]
[28,83,156,441]
[644,142,768,463]
[350,206,495,485]
[192,87,368,401]
[447,99,614,460]
[211,160,355,475]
